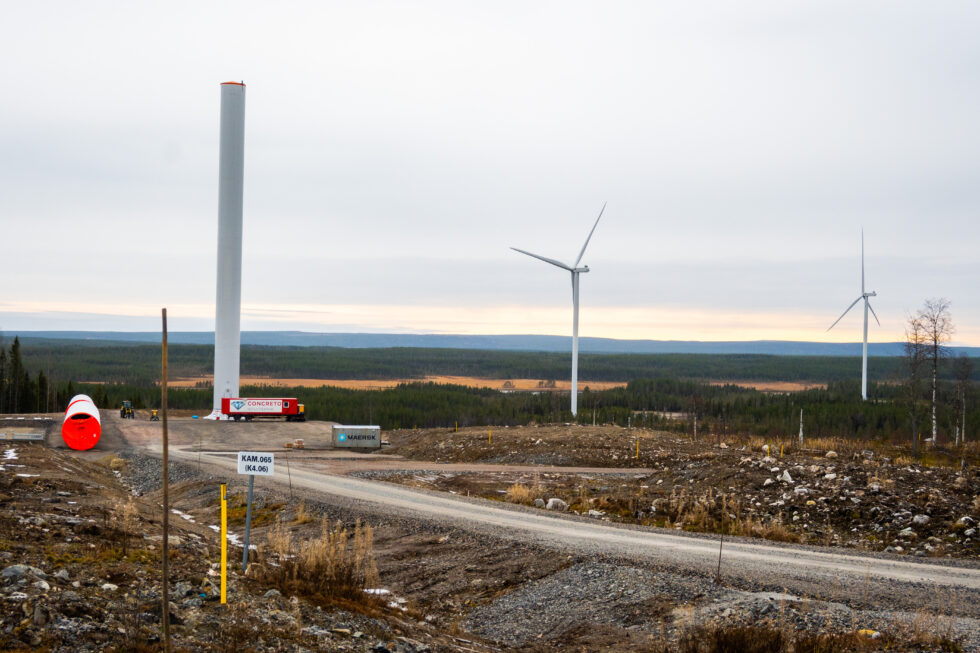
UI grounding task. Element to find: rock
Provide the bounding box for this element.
[587,509,605,517]
[533,498,546,508]
[825,451,838,459]
[101,583,119,592]
[53,569,69,582]
[62,590,80,601]
[33,603,47,627]
[763,479,774,487]
[957,516,975,526]
[173,581,193,598]
[332,628,352,636]
[898,527,915,538]
[912,514,930,526]
[33,580,50,591]
[824,473,837,481]
[719,443,728,449]
[264,589,282,599]
[372,644,392,653]
[965,528,976,537]
[779,470,793,484]
[868,483,881,493]
[2,565,46,581]
[545,498,568,511]
[953,476,968,489]
[794,487,809,496]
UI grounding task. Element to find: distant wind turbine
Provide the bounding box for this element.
[511,203,606,417]
[827,230,880,400]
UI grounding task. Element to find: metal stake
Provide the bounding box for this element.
[242,474,255,571]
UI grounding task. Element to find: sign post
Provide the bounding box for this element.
[237,451,274,572]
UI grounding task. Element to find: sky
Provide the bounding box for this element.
[1,1,978,344]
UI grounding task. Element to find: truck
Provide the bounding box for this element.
[220,397,306,422]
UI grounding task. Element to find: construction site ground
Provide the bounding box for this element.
[0,415,977,651]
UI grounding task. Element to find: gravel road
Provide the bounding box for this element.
[164,445,980,617]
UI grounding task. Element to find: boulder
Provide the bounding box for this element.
[825,451,838,459]
[546,498,568,512]
[912,514,930,526]
[2,565,46,581]
[779,470,793,484]
[533,498,546,508]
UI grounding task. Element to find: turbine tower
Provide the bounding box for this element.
[209,81,246,418]
[827,230,880,401]
[511,204,606,417]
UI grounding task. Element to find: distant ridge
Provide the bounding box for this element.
[8,330,980,357]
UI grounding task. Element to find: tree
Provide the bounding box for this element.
[952,355,974,446]
[916,299,953,444]
[903,316,927,457]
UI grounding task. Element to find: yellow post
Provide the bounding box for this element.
[220,483,227,604]
[780,445,784,458]
[489,428,492,445]
[455,421,457,433]
[635,437,639,460]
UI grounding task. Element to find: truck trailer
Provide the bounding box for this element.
[220,397,305,422]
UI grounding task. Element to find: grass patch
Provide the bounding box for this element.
[253,516,380,609]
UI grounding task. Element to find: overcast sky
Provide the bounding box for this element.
[1,1,977,344]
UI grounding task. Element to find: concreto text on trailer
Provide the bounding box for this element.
[220,397,305,422]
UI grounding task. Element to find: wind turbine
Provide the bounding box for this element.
[511,203,606,417]
[827,229,880,400]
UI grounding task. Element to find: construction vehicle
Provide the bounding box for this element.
[150,409,159,421]
[120,401,135,419]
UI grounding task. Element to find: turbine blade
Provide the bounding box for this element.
[510,247,573,271]
[573,202,606,268]
[867,300,881,327]
[827,296,862,331]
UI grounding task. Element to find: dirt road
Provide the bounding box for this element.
[165,445,980,604]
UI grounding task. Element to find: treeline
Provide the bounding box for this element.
[19,337,980,385]
[36,379,973,443]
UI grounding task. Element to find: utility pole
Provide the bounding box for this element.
[161,308,170,652]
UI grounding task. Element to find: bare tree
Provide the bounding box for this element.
[916,298,954,444]
[952,354,974,446]
[903,316,927,457]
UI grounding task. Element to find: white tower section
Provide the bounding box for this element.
[210,81,246,418]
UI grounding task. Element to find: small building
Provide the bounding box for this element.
[331,425,382,449]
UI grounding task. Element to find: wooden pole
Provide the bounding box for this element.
[161,308,170,651]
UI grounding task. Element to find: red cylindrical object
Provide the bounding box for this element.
[62,394,101,450]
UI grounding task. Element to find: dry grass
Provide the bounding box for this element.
[293,500,314,525]
[255,516,380,606]
[504,482,544,506]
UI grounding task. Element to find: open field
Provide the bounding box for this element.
[169,375,629,391]
[168,375,828,395]
[3,415,979,651]
[170,376,823,393]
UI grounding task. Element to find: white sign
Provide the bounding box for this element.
[229,399,283,413]
[237,451,275,476]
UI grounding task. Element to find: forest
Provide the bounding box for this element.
[16,336,973,385]
[2,336,976,444]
